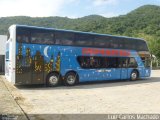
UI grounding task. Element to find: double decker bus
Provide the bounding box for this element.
[5,24,151,86]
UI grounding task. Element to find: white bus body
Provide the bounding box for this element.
[5,25,16,84]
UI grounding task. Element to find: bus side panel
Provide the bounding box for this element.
[77,68,121,82]
[60,47,122,82]
[15,44,62,85]
[14,44,151,84]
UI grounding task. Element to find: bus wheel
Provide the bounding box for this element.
[64,72,78,86]
[130,70,138,81]
[46,73,60,87]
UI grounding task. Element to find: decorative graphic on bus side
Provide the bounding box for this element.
[16,43,61,74]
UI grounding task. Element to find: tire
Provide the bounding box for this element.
[64,72,78,86]
[130,70,138,81]
[46,73,60,87]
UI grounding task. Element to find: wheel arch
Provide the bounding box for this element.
[65,70,79,81]
[131,69,140,78]
[46,71,62,81]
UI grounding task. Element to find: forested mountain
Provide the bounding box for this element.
[0,5,160,62]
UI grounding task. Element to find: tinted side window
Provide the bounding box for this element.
[129,39,136,50]
[119,57,129,68]
[128,58,138,68]
[117,38,124,49]
[77,56,101,68]
[123,38,130,49]
[107,36,113,48]
[136,40,148,51]
[77,56,89,68]
[108,36,123,49]
[31,30,54,44]
[77,56,119,69]
[75,33,93,46]
[111,37,119,49]
[107,57,119,68]
[122,39,148,51]
[93,35,109,48]
[55,31,74,45]
[16,29,30,43]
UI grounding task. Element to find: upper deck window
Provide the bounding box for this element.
[75,33,93,46]
[16,29,30,43]
[55,31,75,45]
[31,29,54,44]
[16,26,149,52]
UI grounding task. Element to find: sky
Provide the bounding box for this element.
[0,0,159,18]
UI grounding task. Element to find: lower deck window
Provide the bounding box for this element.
[77,56,137,69]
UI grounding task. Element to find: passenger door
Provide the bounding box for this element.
[31,51,44,84]
[105,57,121,80]
[120,57,128,80]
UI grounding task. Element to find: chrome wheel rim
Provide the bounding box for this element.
[67,75,75,85]
[49,76,58,85]
[131,72,137,80]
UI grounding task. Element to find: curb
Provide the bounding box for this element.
[1,76,30,120]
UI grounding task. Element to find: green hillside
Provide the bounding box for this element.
[0,5,160,63]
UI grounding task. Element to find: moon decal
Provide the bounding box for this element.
[44,46,49,58]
